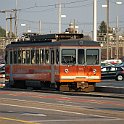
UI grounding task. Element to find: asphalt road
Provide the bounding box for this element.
[0,88,124,124]
[97,79,124,88]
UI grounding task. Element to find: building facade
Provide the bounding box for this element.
[97,33,124,60]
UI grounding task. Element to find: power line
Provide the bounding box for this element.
[19,0,92,11]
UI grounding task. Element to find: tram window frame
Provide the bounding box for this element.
[10,50,13,64]
[86,49,99,65]
[18,49,22,64]
[31,49,36,64]
[40,49,45,64]
[5,50,8,64]
[56,49,59,64]
[61,49,76,65]
[13,50,18,64]
[22,50,26,64]
[45,49,49,64]
[26,50,31,64]
[36,49,39,64]
[51,50,55,64]
[78,49,85,64]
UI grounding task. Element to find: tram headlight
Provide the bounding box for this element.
[93,69,96,74]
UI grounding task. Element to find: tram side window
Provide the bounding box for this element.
[56,49,59,64]
[61,49,76,64]
[14,50,18,64]
[26,50,30,64]
[36,50,39,64]
[18,50,22,64]
[22,50,26,64]
[31,49,36,64]
[45,49,49,64]
[40,49,44,64]
[86,49,99,65]
[51,50,55,64]
[10,51,13,64]
[5,51,8,64]
[78,49,85,64]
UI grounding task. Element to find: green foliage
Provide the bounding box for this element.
[0,26,6,37]
[98,21,113,34]
[98,21,107,33]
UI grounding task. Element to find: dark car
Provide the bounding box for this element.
[115,67,124,81]
[101,66,117,79]
[101,64,124,80]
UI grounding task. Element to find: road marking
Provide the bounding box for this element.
[34,118,124,122]
[22,113,47,117]
[0,116,40,124]
[0,102,120,120]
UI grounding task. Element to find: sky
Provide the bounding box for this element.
[0,0,124,36]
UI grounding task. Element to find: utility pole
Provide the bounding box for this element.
[116,16,119,59]
[0,10,14,38]
[106,0,109,60]
[115,1,123,59]
[93,0,97,41]
[14,0,18,37]
[39,20,42,34]
[14,9,17,37]
[5,12,8,37]
[10,14,13,38]
[58,0,61,33]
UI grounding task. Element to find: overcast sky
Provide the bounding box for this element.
[0,0,124,36]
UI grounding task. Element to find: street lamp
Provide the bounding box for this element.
[58,0,66,33]
[21,23,26,33]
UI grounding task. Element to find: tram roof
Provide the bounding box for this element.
[6,39,100,49]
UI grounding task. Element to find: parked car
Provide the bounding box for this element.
[115,67,124,81]
[101,65,117,79]
[101,65,124,81]
[115,62,124,67]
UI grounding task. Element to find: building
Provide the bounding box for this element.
[97,33,124,60]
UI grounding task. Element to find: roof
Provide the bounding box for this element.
[6,39,100,49]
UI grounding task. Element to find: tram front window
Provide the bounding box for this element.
[61,49,76,64]
[86,49,99,65]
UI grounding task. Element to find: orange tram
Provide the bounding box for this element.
[5,33,101,92]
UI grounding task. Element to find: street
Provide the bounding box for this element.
[0,81,124,124]
[97,79,124,88]
[0,78,124,124]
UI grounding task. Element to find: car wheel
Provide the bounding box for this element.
[116,75,124,81]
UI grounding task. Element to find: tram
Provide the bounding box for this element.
[5,33,101,92]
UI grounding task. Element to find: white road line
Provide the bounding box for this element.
[22,113,47,117]
[0,103,86,116]
[0,98,121,119]
[0,102,120,120]
[32,118,124,123]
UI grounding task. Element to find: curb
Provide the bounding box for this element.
[95,86,124,94]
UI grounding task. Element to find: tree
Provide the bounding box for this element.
[0,26,6,37]
[98,21,107,33]
[98,21,113,34]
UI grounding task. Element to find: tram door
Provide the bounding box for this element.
[77,49,85,78]
[50,49,55,84]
